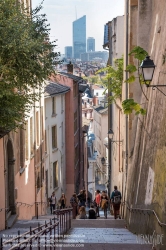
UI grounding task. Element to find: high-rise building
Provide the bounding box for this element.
[65,46,72,59]
[73,15,86,59]
[87,37,95,52]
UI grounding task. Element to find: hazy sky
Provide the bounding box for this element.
[32,0,125,54]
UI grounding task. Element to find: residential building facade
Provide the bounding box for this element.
[44,81,70,202]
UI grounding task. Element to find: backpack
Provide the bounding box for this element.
[113,191,121,204]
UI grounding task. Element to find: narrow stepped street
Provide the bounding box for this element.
[0,210,152,249]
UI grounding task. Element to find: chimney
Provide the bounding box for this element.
[93,96,98,106]
[67,61,73,74]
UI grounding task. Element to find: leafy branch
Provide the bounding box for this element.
[0,0,61,131]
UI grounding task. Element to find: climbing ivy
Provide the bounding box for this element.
[96,46,148,115]
[122,46,148,115]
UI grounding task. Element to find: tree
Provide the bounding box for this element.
[0,0,60,131]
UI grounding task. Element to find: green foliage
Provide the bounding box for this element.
[96,57,123,102]
[0,0,60,131]
[122,99,146,115]
[129,46,148,61]
[126,64,137,73]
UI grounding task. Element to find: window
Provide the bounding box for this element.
[74,110,78,133]
[36,111,39,146]
[45,130,47,153]
[30,117,33,155]
[52,97,56,115]
[53,161,58,188]
[96,92,98,96]
[25,122,29,160]
[52,125,57,148]
[85,112,87,117]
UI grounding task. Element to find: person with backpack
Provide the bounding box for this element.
[49,191,56,214]
[110,186,122,219]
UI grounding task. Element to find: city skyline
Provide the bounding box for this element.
[32,0,125,55]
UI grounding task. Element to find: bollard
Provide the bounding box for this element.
[18,230,20,244]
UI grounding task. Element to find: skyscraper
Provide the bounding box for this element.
[65,46,72,59]
[73,15,86,59]
[87,37,95,52]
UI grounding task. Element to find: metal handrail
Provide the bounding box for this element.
[0,208,73,250]
[0,201,48,212]
[122,201,166,227]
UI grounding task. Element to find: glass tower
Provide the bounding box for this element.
[87,37,95,52]
[73,15,86,59]
[65,46,72,59]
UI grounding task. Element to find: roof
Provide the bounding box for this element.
[45,81,70,97]
[58,72,83,82]
[93,105,108,114]
[91,85,104,90]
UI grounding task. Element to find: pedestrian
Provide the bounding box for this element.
[77,190,86,211]
[59,193,66,209]
[88,204,96,219]
[78,206,87,219]
[110,186,122,219]
[49,191,56,214]
[95,190,101,217]
[87,196,91,208]
[100,190,109,219]
[70,193,78,219]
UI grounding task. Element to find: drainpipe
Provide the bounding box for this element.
[33,88,37,217]
[123,0,129,218]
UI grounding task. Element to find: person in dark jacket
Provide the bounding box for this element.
[110,186,122,219]
[88,205,96,219]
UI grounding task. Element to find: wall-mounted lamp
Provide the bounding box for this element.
[140,56,155,82]
[82,130,88,138]
[108,129,123,143]
[140,56,166,95]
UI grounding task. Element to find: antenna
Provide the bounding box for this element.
[75,6,77,20]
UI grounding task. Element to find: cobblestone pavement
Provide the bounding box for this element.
[0,211,152,250]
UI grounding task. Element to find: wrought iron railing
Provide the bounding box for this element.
[0,208,73,250]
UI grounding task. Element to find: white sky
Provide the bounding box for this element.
[32,0,125,54]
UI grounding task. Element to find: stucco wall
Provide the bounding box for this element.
[125,0,166,247]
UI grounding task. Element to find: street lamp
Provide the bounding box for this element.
[140,56,155,82]
[140,56,166,95]
[108,129,123,143]
[108,128,114,140]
